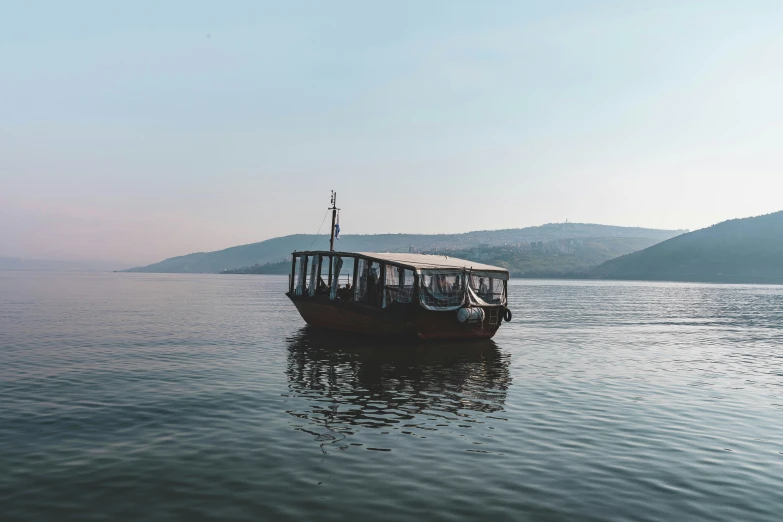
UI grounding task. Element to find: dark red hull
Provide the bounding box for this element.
[287,293,502,340]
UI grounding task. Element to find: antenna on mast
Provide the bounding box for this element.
[329,191,338,252]
[327,191,340,286]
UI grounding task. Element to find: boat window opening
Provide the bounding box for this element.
[330,256,356,301]
[469,274,506,304]
[384,266,415,305]
[329,256,342,300]
[294,255,309,296]
[353,260,382,306]
[317,255,325,280]
[383,265,396,307]
[344,260,355,285]
[399,268,415,303]
[307,254,320,296]
[354,258,369,302]
[367,261,382,306]
[420,271,465,310]
[313,255,330,295]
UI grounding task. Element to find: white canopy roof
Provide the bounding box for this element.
[297,251,509,277]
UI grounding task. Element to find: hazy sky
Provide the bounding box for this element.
[2,1,782,265]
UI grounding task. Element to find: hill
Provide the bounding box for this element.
[125,223,685,274]
[221,260,291,275]
[590,211,783,284]
[429,237,667,278]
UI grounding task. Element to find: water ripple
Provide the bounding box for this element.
[1,273,782,521]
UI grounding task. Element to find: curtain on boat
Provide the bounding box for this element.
[383,265,397,307]
[367,262,381,305]
[384,266,415,306]
[330,256,343,300]
[398,268,415,303]
[295,256,308,296]
[308,255,319,297]
[354,259,368,302]
[418,270,466,311]
[467,274,506,306]
[417,269,507,310]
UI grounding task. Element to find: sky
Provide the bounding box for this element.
[2,0,782,266]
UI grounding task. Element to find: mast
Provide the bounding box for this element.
[329,191,338,252]
[327,191,338,286]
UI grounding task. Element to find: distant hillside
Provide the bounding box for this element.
[590,211,783,284]
[125,223,685,274]
[221,260,290,275]
[434,237,667,278]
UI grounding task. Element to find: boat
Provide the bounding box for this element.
[285,193,512,340]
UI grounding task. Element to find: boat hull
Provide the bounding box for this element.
[287,294,502,340]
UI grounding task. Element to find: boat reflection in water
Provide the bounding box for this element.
[284,327,512,453]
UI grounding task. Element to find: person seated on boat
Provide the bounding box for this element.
[339,282,353,301]
[478,277,490,298]
[367,268,379,303]
[433,274,452,294]
[431,274,442,293]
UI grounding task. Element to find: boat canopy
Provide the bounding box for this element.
[293,251,509,279]
[356,252,509,278]
[290,251,508,311]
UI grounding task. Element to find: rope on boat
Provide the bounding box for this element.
[307,208,331,250]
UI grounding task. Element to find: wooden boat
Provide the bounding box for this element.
[285,193,512,340]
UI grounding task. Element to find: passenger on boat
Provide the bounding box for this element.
[433,274,452,294]
[338,282,353,301]
[478,277,490,298]
[368,267,380,304]
[452,274,462,293]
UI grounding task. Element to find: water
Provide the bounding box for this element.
[1,272,782,521]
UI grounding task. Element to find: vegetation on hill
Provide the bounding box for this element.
[124,223,685,274]
[590,211,783,284]
[427,237,667,278]
[221,261,290,275]
[221,237,669,278]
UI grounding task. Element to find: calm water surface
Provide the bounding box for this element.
[1,272,782,521]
